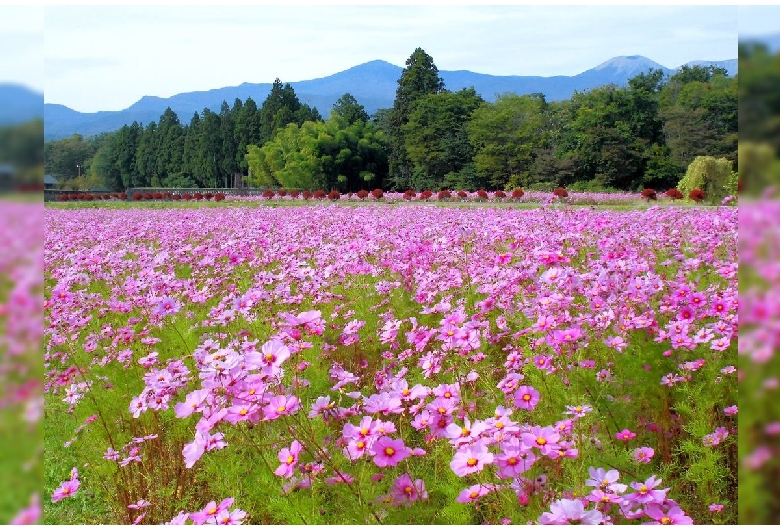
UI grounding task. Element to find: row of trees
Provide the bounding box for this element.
[44,48,737,193]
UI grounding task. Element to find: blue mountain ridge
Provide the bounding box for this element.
[42,55,738,140]
[0,83,44,126]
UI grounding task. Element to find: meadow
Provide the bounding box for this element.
[43,200,737,524]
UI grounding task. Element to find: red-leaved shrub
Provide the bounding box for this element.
[372,188,384,200]
[356,190,369,200]
[641,188,657,201]
[438,190,451,201]
[665,188,683,200]
[553,187,569,198]
[689,188,706,203]
[512,189,525,199]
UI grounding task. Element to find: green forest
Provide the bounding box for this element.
[44,48,739,194]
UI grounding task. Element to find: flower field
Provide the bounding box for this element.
[43,202,738,524]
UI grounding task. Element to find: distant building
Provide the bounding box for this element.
[44,174,59,190]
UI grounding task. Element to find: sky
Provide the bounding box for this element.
[1,4,778,113]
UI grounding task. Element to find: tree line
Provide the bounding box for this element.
[44,48,737,193]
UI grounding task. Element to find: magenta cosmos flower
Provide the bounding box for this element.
[450,441,494,476]
[390,474,428,506]
[616,429,637,441]
[513,385,541,411]
[275,440,302,478]
[644,504,693,525]
[633,446,655,463]
[371,436,411,467]
[51,478,80,503]
[538,498,604,525]
[456,484,492,503]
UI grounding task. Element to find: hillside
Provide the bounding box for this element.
[43,55,737,140]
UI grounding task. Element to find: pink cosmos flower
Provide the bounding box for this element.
[456,484,492,503]
[644,503,693,525]
[513,385,540,411]
[633,446,655,463]
[538,498,604,525]
[10,494,41,524]
[585,467,624,492]
[51,478,80,503]
[724,405,737,416]
[390,474,428,507]
[371,436,411,467]
[258,339,291,376]
[624,475,669,504]
[450,441,494,476]
[496,440,536,478]
[275,440,302,478]
[262,395,300,420]
[190,498,235,525]
[616,429,637,441]
[521,425,561,456]
[709,503,724,512]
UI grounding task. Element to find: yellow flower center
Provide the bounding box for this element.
[467,457,478,467]
[469,491,479,499]
[356,441,365,449]
[286,455,294,464]
[277,406,286,412]
[536,437,547,446]
[384,447,395,456]
[507,457,518,465]
[523,394,532,401]
[404,486,413,494]
[640,485,648,494]
[661,517,671,525]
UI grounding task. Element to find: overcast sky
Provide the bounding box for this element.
[1,4,779,113]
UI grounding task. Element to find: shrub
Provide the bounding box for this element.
[262,190,274,200]
[677,156,732,204]
[689,188,706,203]
[314,189,326,200]
[512,188,525,199]
[457,190,468,199]
[102,193,111,200]
[289,189,300,198]
[302,190,313,200]
[327,190,341,201]
[119,192,127,200]
[132,192,143,201]
[420,190,433,201]
[476,189,489,200]
[403,190,416,201]
[356,190,369,200]
[371,188,384,200]
[494,190,507,200]
[172,194,181,201]
[214,192,226,202]
[437,190,451,201]
[58,194,69,201]
[182,193,193,200]
[152,192,163,200]
[641,188,658,201]
[553,187,569,198]
[277,188,287,197]
[83,194,93,201]
[665,188,683,200]
[194,192,204,201]
[204,192,214,201]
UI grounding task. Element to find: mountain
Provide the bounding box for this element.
[0,83,43,126]
[43,55,737,140]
